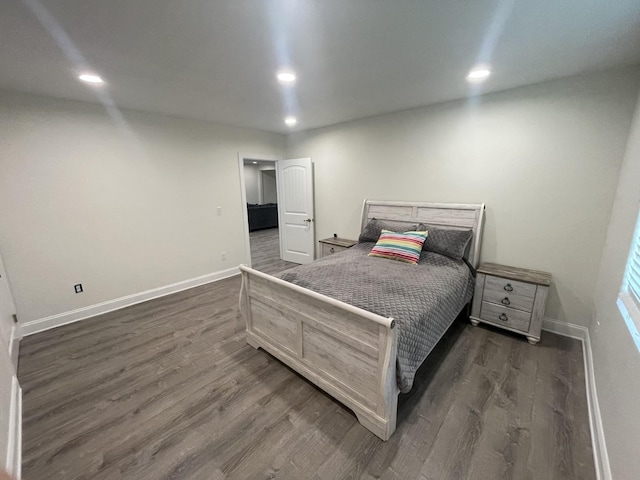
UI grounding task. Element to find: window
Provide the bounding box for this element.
[618,209,640,352]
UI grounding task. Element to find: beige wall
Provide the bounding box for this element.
[287,67,640,326]
[243,163,261,204]
[261,170,277,204]
[590,89,640,480]
[0,91,285,322]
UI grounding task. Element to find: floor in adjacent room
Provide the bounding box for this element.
[249,227,297,275]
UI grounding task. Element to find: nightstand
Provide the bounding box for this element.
[318,237,358,258]
[470,262,552,345]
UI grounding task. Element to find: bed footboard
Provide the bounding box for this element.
[239,265,399,440]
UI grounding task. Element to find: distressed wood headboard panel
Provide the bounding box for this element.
[360,200,486,268]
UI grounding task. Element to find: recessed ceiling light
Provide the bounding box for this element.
[78,73,105,85]
[277,71,296,84]
[252,161,258,164]
[466,67,491,83]
[284,116,297,126]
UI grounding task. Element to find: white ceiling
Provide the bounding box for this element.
[1,0,639,133]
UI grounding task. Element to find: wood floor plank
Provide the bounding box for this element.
[419,363,497,480]
[19,243,595,479]
[249,228,297,275]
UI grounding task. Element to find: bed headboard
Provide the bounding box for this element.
[360,199,486,268]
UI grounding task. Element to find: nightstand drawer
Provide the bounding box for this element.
[321,243,347,257]
[483,284,535,312]
[484,275,536,300]
[479,301,531,332]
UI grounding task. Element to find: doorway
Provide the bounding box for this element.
[239,156,296,275]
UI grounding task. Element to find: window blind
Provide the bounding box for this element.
[627,228,640,306]
[622,208,640,310]
[620,212,640,353]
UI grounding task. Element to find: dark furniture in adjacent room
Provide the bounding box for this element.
[247,203,278,231]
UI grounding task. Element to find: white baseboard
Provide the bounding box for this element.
[542,317,611,480]
[21,266,240,337]
[542,317,587,340]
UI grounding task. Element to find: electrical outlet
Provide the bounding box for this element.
[217,206,222,216]
[221,252,227,261]
[74,284,83,294]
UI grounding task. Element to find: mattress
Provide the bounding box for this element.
[276,242,475,393]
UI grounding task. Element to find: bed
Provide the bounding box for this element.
[239,200,485,440]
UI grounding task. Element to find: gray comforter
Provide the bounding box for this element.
[276,242,474,393]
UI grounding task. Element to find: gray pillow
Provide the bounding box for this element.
[418,223,473,260]
[359,218,418,243]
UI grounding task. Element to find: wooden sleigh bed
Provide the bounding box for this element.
[239,200,485,440]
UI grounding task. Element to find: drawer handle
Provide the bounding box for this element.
[330,247,335,253]
[499,313,509,322]
[504,283,513,292]
[501,297,511,306]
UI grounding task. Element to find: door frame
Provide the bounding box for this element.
[0,247,20,478]
[237,153,281,268]
[0,251,18,369]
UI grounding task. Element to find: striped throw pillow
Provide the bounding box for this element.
[369,229,428,265]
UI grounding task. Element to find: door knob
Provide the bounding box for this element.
[304,218,313,223]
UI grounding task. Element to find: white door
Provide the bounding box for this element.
[277,158,315,264]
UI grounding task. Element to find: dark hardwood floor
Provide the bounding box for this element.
[249,228,297,275]
[18,271,595,480]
